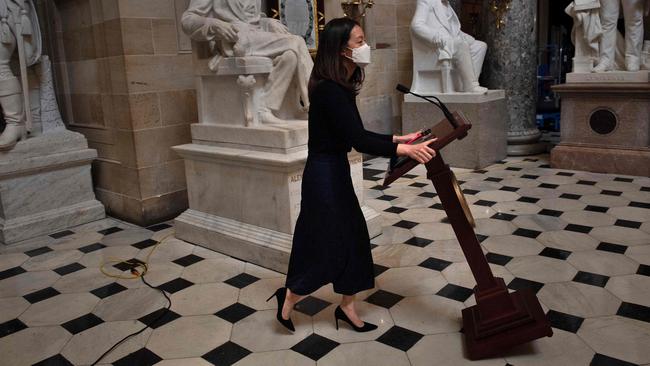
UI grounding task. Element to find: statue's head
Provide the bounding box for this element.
[309,17,366,96]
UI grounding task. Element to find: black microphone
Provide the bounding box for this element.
[396,84,459,128]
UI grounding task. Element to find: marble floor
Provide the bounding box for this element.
[1,154,649,366]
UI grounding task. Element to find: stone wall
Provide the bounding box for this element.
[49,0,196,226]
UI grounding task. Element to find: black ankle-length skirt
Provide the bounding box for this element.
[285,152,375,296]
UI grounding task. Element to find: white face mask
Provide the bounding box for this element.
[346,43,371,68]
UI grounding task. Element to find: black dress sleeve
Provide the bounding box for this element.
[365,130,394,142]
[321,82,398,157]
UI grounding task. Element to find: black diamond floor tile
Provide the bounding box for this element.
[642,186,650,192]
[291,333,340,361]
[224,273,259,289]
[521,174,539,180]
[203,341,252,366]
[556,172,574,177]
[546,310,584,333]
[505,167,522,171]
[61,313,104,334]
[559,193,581,200]
[374,263,390,277]
[538,209,563,217]
[486,252,513,266]
[132,239,158,249]
[430,203,444,210]
[98,226,123,235]
[49,230,75,239]
[573,271,609,287]
[78,242,106,253]
[90,282,128,299]
[474,200,497,207]
[147,223,172,232]
[419,257,452,271]
[630,201,650,209]
[597,242,627,254]
[539,247,572,260]
[485,177,503,182]
[25,246,53,257]
[513,228,542,239]
[499,186,520,192]
[158,278,194,294]
[538,183,559,189]
[405,237,433,248]
[637,264,650,277]
[24,287,60,304]
[138,308,181,329]
[507,278,545,294]
[113,258,145,272]
[590,353,638,366]
[377,195,398,201]
[376,326,424,352]
[538,164,551,168]
[370,185,384,191]
[294,296,332,316]
[436,284,473,302]
[113,348,162,366]
[476,234,488,243]
[491,212,517,221]
[601,190,623,196]
[577,180,597,186]
[33,354,74,366]
[364,289,404,309]
[585,205,609,213]
[517,196,540,204]
[215,303,257,323]
[616,302,650,323]
[0,266,26,281]
[384,206,407,214]
[53,262,86,276]
[393,220,418,229]
[403,174,418,179]
[564,224,593,234]
[0,318,27,338]
[173,254,205,267]
[614,219,642,229]
[418,192,437,198]
[410,182,428,188]
[462,189,479,195]
[614,177,634,183]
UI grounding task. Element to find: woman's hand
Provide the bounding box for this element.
[396,139,437,164]
[393,130,422,144]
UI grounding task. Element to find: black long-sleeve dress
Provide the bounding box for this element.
[285,79,398,296]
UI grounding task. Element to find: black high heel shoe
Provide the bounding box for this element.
[266,287,295,332]
[334,306,378,332]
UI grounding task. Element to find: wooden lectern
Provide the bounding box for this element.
[384,112,552,360]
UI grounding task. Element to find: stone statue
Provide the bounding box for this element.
[565,0,603,72]
[182,0,314,124]
[594,0,650,72]
[410,0,487,94]
[0,0,40,150]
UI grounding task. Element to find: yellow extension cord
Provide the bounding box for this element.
[99,231,175,280]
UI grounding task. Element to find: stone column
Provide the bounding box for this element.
[481,0,545,156]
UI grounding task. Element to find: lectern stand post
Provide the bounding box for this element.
[384,112,552,359]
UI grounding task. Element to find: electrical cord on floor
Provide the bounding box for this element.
[91,232,174,365]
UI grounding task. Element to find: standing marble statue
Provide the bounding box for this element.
[0,0,40,150]
[566,0,603,72]
[411,0,487,94]
[182,0,313,124]
[594,0,650,72]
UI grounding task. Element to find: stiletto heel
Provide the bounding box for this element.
[334,306,378,333]
[268,287,295,332]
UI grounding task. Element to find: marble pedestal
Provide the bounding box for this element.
[402,91,507,169]
[0,130,105,245]
[551,83,650,176]
[173,123,381,274]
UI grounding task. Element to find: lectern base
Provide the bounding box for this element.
[462,289,553,360]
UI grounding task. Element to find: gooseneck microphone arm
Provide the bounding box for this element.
[396,84,459,128]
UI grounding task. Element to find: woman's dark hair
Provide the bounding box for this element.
[308,17,364,97]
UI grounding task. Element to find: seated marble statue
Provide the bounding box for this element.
[182,0,313,124]
[410,0,487,94]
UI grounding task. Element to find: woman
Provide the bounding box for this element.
[267,17,436,332]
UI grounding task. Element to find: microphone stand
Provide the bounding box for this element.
[395,84,459,128]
